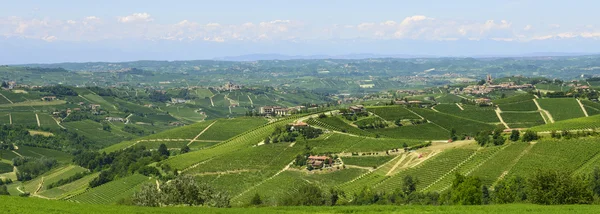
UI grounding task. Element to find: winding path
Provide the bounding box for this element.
[495,108,509,129]
[533,99,555,123]
[35,114,40,127]
[0,92,13,104]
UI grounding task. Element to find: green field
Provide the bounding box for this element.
[13,146,73,163]
[6,196,600,214]
[537,98,586,121]
[367,106,421,121]
[581,100,600,116]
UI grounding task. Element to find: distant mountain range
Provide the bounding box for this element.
[213,52,599,61]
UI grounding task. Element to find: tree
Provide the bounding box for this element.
[450,128,458,141]
[1,81,8,88]
[133,183,162,207]
[158,144,169,157]
[475,131,490,146]
[329,188,344,206]
[527,170,593,204]
[589,167,600,197]
[522,130,539,142]
[402,175,418,195]
[180,145,190,154]
[250,193,262,206]
[509,130,520,141]
[493,176,527,204]
[449,174,483,205]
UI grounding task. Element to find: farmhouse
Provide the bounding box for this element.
[475,98,492,105]
[90,104,101,110]
[7,81,16,89]
[105,117,125,122]
[289,121,309,130]
[41,96,57,101]
[171,98,188,104]
[307,156,332,168]
[260,106,292,116]
[348,105,365,113]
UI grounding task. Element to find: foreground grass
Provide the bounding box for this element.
[1,196,599,214]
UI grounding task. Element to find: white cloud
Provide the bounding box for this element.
[206,23,220,27]
[42,35,57,42]
[118,13,153,23]
[524,25,532,31]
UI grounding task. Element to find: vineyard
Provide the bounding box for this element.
[498,100,538,111]
[582,100,600,116]
[508,139,600,178]
[366,106,421,121]
[370,123,449,140]
[434,104,499,123]
[68,174,150,204]
[410,108,496,136]
[537,98,586,121]
[493,93,536,105]
[528,114,600,132]
[306,117,376,137]
[197,118,268,141]
[501,112,546,128]
[342,156,395,168]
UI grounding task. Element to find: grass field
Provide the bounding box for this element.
[8,195,600,214]
[537,98,586,121]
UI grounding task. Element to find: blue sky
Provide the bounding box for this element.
[1,0,599,63]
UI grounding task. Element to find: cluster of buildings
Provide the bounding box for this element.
[307,156,333,169]
[212,82,242,91]
[456,75,533,95]
[259,105,306,116]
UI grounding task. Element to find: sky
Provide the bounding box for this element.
[1,0,600,63]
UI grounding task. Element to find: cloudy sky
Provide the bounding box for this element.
[1,0,599,63]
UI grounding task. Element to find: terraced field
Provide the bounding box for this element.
[38,172,99,199]
[367,106,421,121]
[69,174,150,204]
[537,98,586,121]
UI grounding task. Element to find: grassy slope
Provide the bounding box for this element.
[2,196,600,214]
